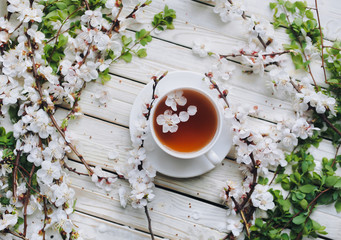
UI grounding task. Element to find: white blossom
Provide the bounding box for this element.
[37,160,62,185]
[192,39,210,57]
[165,90,187,111]
[156,109,180,133]
[95,88,112,105]
[0,213,18,231]
[251,185,275,211]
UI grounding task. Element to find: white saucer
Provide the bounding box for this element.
[129,71,232,178]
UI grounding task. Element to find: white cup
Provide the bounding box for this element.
[149,86,223,165]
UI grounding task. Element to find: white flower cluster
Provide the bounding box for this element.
[156,90,197,133]
[212,0,246,23]
[269,69,337,116]
[248,15,275,44]
[122,98,158,208]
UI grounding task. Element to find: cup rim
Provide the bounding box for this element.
[149,86,223,159]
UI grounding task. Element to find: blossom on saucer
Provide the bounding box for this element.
[156,109,180,133]
[165,90,187,111]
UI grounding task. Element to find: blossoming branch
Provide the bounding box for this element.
[0,0,175,239]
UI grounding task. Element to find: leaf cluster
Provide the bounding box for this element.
[152,5,176,31]
[251,143,341,239]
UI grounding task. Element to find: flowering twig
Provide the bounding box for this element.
[206,73,229,108]
[26,29,95,176]
[220,50,293,59]
[137,72,168,240]
[289,79,341,138]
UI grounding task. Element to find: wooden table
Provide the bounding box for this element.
[1,0,341,239]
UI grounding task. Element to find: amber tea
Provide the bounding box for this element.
[152,88,218,153]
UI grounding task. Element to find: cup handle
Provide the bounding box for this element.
[205,149,220,165]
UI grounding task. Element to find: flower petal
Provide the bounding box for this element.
[179,111,189,122]
[187,105,197,116]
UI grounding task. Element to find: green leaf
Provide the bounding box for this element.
[335,200,341,213]
[270,2,277,9]
[291,53,305,69]
[334,179,341,188]
[99,69,111,84]
[258,176,269,185]
[57,34,68,48]
[121,51,132,63]
[299,184,316,193]
[56,2,67,9]
[255,218,264,228]
[325,176,339,187]
[278,199,291,212]
[281,233,289,240]
[137,48,147,58]
[9,105,20,123]
[295,1,307,11]
[306,10,314,19]
[121,35,132,47]
[293,214,306,225]
[327,79,339,84]
[299,199,308,209]
[294,18,303,26]
[13,217,24,230]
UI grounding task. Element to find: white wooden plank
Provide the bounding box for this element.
[67,161,227,240]
[123,0,328,86]
[72,211,163,240]
[67,158,341,239]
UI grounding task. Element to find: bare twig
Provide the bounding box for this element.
[331,143,341,168]
[314,0,328,84]
[42,198,48,240]
[231,196,250,237]
[321,113,341,138]
[257,34,267,49]
[12,150,22,200]
[63,161,90,176]
[5,230,29,240]
[23,165,36,236]
[281,5,319,90]
[324,46,341,51]
[144,206,155,240]
[18,169,44,197]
